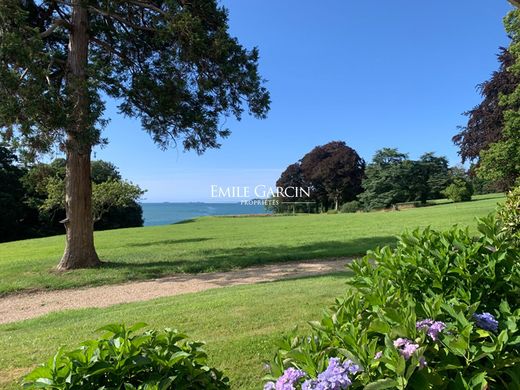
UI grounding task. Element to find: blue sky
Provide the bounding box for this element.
[93,0,512,202]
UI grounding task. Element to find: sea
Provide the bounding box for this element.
[141,202,270,226]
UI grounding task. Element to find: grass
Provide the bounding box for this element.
[0,273,351,390]
[0,193,504,295]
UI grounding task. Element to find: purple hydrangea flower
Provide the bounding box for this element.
[428,321,446,340]
[393,338,408,348]
[473,312,499,332]
[401,343,420,360]
[302,357,360,389]
[393,338,419,360]
[301,380,314,390]
[264,367,306,390]
[416,319,446,341]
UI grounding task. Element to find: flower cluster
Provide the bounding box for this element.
[416,319,446,341]
[302,358,360,390]
[473,312,499,332]
[393,338,419,360]
[267,314,503,389]
[264,367,306,390]
[265,358,360,390]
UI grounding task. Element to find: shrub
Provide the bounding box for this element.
[340,201,361,213]
[498,185,520,239]
[351,217,520,312]
[442,178,474,202]
[265,208,520,388]
[23,323,229,389]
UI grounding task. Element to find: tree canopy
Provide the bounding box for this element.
[453,48,519,166]
[359,148,410,210]
[476,10,520,188]
[0,0,270,268]
[300,141,365,211]
[454,7,520,189]
[275,141,365,211]
[0,152,145,242]
[0,0,271,155]
[43,177,145,223]
[91,160,121,184]
[0,145,32,242]
[359,149,450,210]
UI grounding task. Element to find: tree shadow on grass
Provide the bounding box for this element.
[172,219,196,225]
[259,270,354,284]
[101,235,396,280]
[126,238,211,248]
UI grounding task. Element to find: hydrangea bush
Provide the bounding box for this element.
[264,359,360,390]
[265,194,520,389]
[498,185,520,240]
[23,323,229,389]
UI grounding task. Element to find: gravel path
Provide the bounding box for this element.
[0,258,351,324]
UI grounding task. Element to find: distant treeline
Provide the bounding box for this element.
[271,47,520,214]
[0,146,143,243]
[269,141,499,214]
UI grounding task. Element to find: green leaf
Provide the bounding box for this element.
[444,335,469,357]
[368,319,391,334]
[128,322,148,332]
[96,323,124,335]
[22,366,53,382]
[474,329,491,339]
[364,378,399,389]
[480,343,496,354]
[468,372,488,390]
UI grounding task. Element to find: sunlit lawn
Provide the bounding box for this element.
[0,194,503,295]
[0,274,350,389]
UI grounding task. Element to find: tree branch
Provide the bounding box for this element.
[88,5,158,32]
[54,4,71,22]
[509,0,520,8]
[90,37,134,66]
[41,19,71,38]
[19,68,29,81]
[127,0,166,16]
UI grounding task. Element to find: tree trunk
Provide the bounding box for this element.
[58,0,100,270]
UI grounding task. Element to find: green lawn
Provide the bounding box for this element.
[0,273,350,390]
[0,194,503,295]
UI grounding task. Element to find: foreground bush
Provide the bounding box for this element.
[498,186,520,240]
[265,196,520,389]
[23,323,229,389]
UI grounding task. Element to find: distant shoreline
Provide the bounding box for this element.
[139,201,267,204]
[141,202,270,226]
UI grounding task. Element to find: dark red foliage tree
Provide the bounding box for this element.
[276,163,307,196]
[453,48,520,165]
[299,141,365,211]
